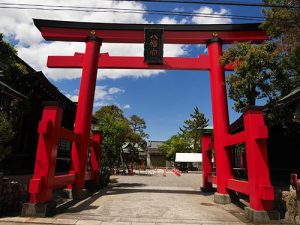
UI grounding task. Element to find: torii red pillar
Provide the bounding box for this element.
[201,133,213,191]
[207,37,233,201]
[71,35,101,189]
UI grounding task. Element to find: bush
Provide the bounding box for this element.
[0,112,14,163]
[99,166,111,187]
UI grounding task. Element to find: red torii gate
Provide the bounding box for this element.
[23,19,275,221]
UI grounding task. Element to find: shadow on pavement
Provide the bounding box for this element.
[105,185,213,196]
[55,183,214,215]
[56,183,153,214]
[111,182,147,188]
[56,190,106,214]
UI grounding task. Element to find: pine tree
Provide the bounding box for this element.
[180,107,209,152]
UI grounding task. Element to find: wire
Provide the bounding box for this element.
[110,0,300,9]
[0,1,261,18]
[0,2,298,23]
[0,2,265,22]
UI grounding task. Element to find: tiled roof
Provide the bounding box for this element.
[147,141,165,149]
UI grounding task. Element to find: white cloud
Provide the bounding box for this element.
[192,7,232,24]
[17,42,85,80]
[94,101,108,108]
[98,69,164,80]
[158,16,178,24]
[94,86,111,101]
[0,1,139,79]
[173,7,185,12]
[179,18,189,24]
[93,85,125,108]
[197,44,208,54]
[0,0,189,81]
[158,16,187,25]
[94,85,124,101]
[65,85,125,108]
[65,94,78,102]
[108,87,124,94]
[123,104,130,109]
[0,2,231,81]
[93,101,124,111]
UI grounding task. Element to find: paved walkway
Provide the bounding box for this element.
[0,170,250,225]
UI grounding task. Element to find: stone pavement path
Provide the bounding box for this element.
[0,170,249,225]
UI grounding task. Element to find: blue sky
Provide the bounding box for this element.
[0,0,265,140]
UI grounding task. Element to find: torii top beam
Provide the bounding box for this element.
[33,19,268,44]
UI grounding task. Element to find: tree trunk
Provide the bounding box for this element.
[193,135,197,153]
[246,84,256,106]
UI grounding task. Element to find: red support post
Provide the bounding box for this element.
[207,37,232,195]
[71,35,102,189]
[243,109,274,210]
[29,103,63,203]
[201,133,213,190]
[91,131,101,184]
[240,151,247,170]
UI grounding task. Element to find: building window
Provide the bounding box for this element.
[231,143,248,180]
[58,139,72,157]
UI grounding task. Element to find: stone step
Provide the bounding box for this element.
[56,213,245,224]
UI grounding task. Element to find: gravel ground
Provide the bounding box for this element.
[110,170,287,225]
[0,169,288,225]
[111,169,203,190]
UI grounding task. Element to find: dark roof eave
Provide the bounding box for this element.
[278,86,300,105]
[33,19,262,32]
[0,81,28,99]
[32,71,76,110]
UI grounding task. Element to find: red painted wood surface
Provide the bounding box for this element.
[30,19,274,212]
[202,133,213,189]
[47,53,234,71]
[28,104,101,203]
[202,109,274,211]
[39,27,268,44]
[208,39,232,195]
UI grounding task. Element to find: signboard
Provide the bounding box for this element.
[175,153,202,162]
[144,28,164,64]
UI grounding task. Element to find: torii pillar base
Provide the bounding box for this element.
[70,187,89,200]
[200,187,215,193]
[214,192,231,204]
[21,201,56,217]
[245,207,280,224]
[56,188,91,201]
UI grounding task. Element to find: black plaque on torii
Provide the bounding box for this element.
[144,28,164,64]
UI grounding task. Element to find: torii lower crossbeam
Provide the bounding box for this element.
[47,53,233,70]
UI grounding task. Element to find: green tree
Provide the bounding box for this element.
[0,34,28,92]
[0,34,30,118]
[0,34,30,162]
[262,1,300,53]
[220,42,296,129]
[219,2,300,131]
[129,115,148,139]
[159,134,192,161]
[180,106,209,152]
[262,0,300,87]
[93,105,130,183]
[127,115,149,149]
[0,112,14,162]
[262,0,300,132]
[220,42,286,112]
